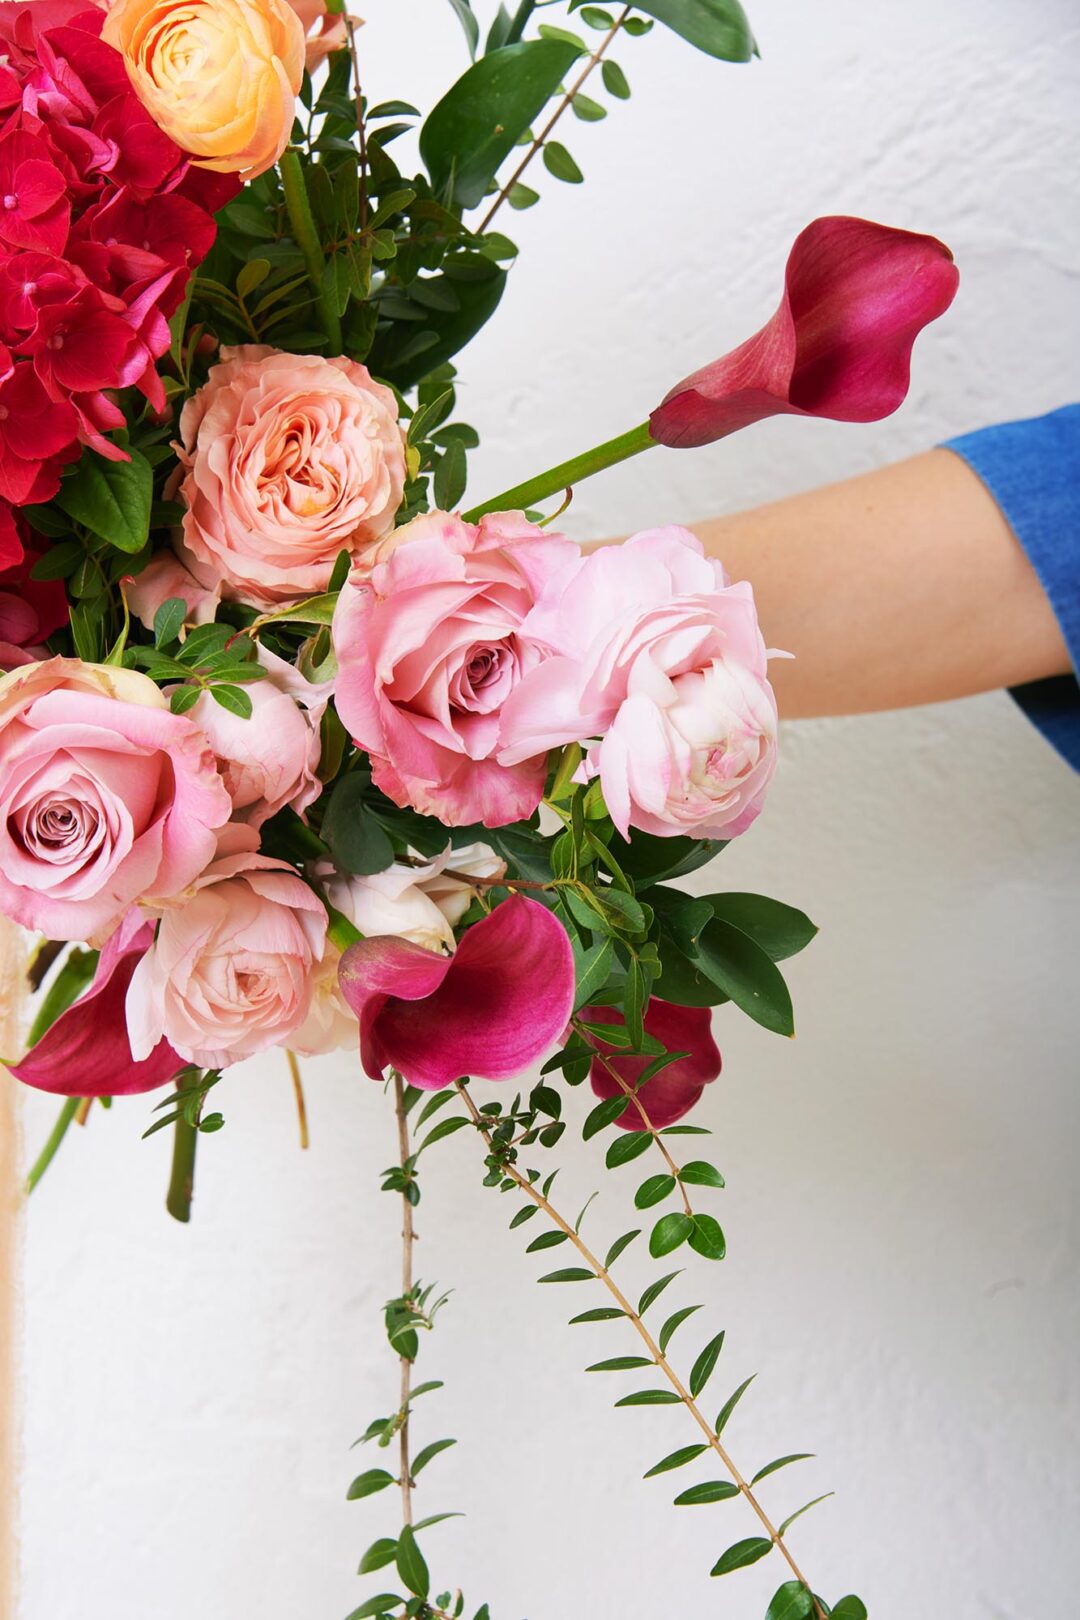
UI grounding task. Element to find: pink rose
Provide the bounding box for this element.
[174,648,326,829]
[499,527,778,840]
[127,841,328,1069]
[0,657,231,942]
[174,345,406,608]
[332,510,579,827]
[587,999,721,1129]
[124,548,221,632]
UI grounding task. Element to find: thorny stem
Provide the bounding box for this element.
[475,6,632,235]
[455,1082,827,1616]
[575,1024,693,1218]
[392,1071,415,1527]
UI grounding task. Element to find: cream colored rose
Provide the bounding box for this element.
[102,0,305,180]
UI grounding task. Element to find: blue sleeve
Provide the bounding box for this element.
[943,404,1080,773]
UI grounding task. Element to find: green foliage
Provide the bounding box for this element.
[711,1535,774,1575]
[55,450,153,554]
[765,1583,816,1620]
[629,0,756,61]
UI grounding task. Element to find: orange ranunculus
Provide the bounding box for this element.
[101,0,305,180]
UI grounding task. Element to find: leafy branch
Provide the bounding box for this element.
[393,1071,417,1529]
[475,5,632,233]
[455,1080,831,1616]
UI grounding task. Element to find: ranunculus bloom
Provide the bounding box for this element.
[126,842,328,1070]
[173,346,407,608]
[333,510,579,827]
[173,648,326,829]
[587,999,721,1129]
[102,0,304,181]
[324,842,506,954]
[500,527,778,840]
[650,216,959,448]
[0,657,231,941]
[11,914,182,1096]
[338,892,575,1090]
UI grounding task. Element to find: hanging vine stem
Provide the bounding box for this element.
[392,1070,416,1528]
[454,1081,827,1618]
[574,1024,694,1218]
[475,6,632,236]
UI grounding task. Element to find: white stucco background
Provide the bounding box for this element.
[14,1,1080,1616]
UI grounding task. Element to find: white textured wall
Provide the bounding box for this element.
[17,2,1080,1616]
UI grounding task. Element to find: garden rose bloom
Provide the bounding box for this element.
[127,842,328,1069]
[338,893,575,1090]
[174,346,406,608]
[174,649,326,829]
[587,1000,721,1129]
[324,843,506,954]
[333,510,579,827]
[0,658,231,941]
[288,0,347,68]
[102,0,304,181]
[500,527,778,840]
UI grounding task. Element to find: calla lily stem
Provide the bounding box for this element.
[25,1096,80,1196]
[462,420,656,522]
[166,1108,198,1224]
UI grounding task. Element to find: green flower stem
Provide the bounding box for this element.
[461,420,657,522]
[25,1096,80,1195]
[327,908,362,953]
[279,148,342,354]
[166,1107,198,1224]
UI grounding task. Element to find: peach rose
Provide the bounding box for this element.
[102,0,304,181]
[127,840,327,1069]
[175,345,406,608]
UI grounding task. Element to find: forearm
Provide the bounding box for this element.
[687,449,1071,719]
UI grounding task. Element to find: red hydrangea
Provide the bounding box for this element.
[0,508,69,670]
[0,1,229,538]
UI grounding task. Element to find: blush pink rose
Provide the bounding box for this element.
[126,840,328,1069]
[332,510,580,827]
[174,345,406,608]
[173,648,327,829]
[499,526,779,840]
[0,658,231,942]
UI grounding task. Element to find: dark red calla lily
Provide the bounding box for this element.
[588,999,721,1129]
[338,893,575,1091]
[11,916,181,1096]
[650,215,959,449]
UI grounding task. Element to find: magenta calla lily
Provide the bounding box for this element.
[588,999,721,1129]
[11,916,182,1096]
[338,893,575,1091]
[650,215,959,449]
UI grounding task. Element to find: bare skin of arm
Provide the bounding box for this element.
[679,448,1071,719]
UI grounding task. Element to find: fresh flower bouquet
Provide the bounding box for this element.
[0,1,959,1615]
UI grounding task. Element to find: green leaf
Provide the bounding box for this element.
[56,450,153,553]
[509,1205,538,1229]
[689,1331,725,1398]
[674,1480,740,1504]
[649,1212,693,1258]
[395,1525,430,1599]
[614,1389,682,1407]
[629,0,754,62]
[322,774,394,875]
[635,1173,676,1210]
[679,1160,725,1189]
[526,1230,569,1252]
[695,918,794,1036]
[542,140,583,182]
[344,1596,403,1619]
[765,1581,815,1620]
[605,1132,651,1170]
[604,1229,640,1267]
[538,1267,595,1283]
[236,257,271,298]
[416,1115,469,1153]
[643,1443,707,1478]
[444,0,479,55]
[358,1539,398,1575]
[586,1356,652,1372]
[601,58,630,98]
[638,1270,681,1314]
[434,436,468,509]
[704,893,817,963]
[751,1454,814,1487]
[368,267,507,389]
[209,684,252,719]
[777,1493,834,1538]
[689,1213,726,1261]
[830,1600,868,1620]
[169,685,200,716]
[714,1374,755,1434]
[346,1468,395,1500]
[658,1303,702,1355]
[153,597,186,649]
[249,592,339,629]
[421,41,583,207]
[571,91,607,120]
[572,936,614,1011]
[583,1095,628,1139]
[710,1536,773,1576]
[568,1306,625,1325]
